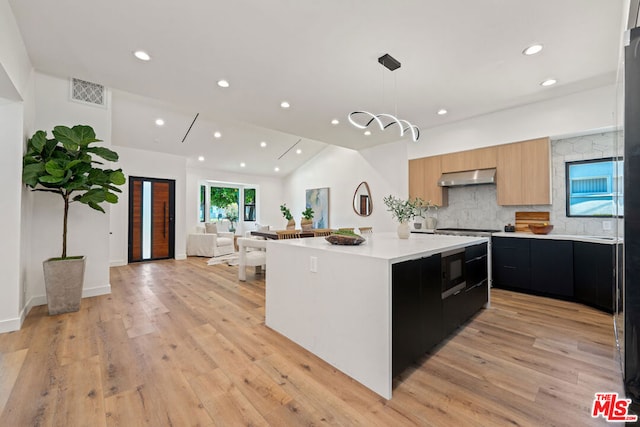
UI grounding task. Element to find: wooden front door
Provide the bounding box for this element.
[128,177,175,262]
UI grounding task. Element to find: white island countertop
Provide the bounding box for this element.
[266,231,490,400]
[268,232,488,263]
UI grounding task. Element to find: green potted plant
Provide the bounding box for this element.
[301,207,314,231]
[22,125,125,315]
[383,195,418,239]
[224,204,239,233]
[280,203,295,229]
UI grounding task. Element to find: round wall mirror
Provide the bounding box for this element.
[353,181,373,216]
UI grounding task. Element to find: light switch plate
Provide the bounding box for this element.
[310,256,317,273]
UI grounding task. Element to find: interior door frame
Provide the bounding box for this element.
[128,176,176,263]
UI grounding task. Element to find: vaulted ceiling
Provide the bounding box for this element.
[9,0,624,176]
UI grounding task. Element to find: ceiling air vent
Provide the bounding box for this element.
[70,78,106,107]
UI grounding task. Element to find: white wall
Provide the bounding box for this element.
[283,142,408,233]
[25,73,114,308]
[0,0,32,100]
[0,101,25,332]
[109,146,188,265]
[408,85,618,159]
[0,0,33,332]
[186,165,284,235]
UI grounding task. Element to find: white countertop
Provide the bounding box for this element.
[492,231,622,245]
[268,232,488,263]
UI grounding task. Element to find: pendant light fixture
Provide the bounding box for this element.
[348,54,420,142]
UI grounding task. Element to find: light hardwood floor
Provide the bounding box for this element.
[0,257,624,426]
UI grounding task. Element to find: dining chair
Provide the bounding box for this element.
[358,227,373,234]
[313,228,333,237]
[276,230,302,239]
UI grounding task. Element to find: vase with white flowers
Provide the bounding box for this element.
[383,195,418,239]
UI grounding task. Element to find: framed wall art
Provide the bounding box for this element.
[306,187,330,228]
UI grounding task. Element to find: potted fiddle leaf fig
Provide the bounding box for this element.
[22,125,126,315]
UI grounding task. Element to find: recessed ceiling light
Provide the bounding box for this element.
[134,50,151,61]
[217,79,230,88]
[274,167,280,172]
[540,79,557,87]
[364,130,372,136]
[280,101,290,109]
[331,119,340,125]
[240,162,246,167]
[296,149,302,154]
[198,156,205,162]
[260,141,267,148]
[213,131,222,138]
[437,109,448,115]
[523,44,543,56]
[155,118,165,126]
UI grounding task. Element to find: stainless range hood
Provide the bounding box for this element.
[438,168,496,187]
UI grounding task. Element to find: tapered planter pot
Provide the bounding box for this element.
[286,219,296,230]
[301,218,313,231]
[43,256,86,315]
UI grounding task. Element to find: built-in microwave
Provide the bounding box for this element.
[441,247,466,299]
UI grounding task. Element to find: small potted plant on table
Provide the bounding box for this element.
[280,203,295,229]
[301,207,314,231]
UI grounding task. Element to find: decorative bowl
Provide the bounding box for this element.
[325,234,365,245]
[528,223,553,234]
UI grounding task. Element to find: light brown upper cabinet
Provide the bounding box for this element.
[496,137,551,205]
[409,156,448,206]
[440,146,497,173]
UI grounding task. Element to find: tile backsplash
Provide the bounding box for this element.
[435,131,623,236]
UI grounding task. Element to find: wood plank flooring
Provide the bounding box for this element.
[0,257,624,426]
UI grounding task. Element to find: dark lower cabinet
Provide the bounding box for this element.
[493,236,618,313]
[492,237,531,291]
[530,239,573,297]
[574,241,616,313]
[392,254,442,377]
[443,243,489,336]
[392,244,489,377]
[442,280,488,337]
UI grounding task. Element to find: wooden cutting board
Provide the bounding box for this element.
[515,211,550,233]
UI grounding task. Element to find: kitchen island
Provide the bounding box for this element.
[265,232,488,399]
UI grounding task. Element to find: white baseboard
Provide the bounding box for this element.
[0,315,22,334]
[12,284,113,332]
[175,253,187,260]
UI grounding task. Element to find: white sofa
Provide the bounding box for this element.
[186,225,234,257]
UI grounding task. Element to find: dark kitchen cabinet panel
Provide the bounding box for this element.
[574,242,615,313]
[466,243,488,288]
[442,280,488,337]
[392,254,442,377]
[492,237,531,290]
[530,239,573,297]
[443,244,489,337]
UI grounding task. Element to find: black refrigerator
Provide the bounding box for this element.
[625,26,640,412]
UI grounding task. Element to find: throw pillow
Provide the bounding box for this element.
[204,222,218,234]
